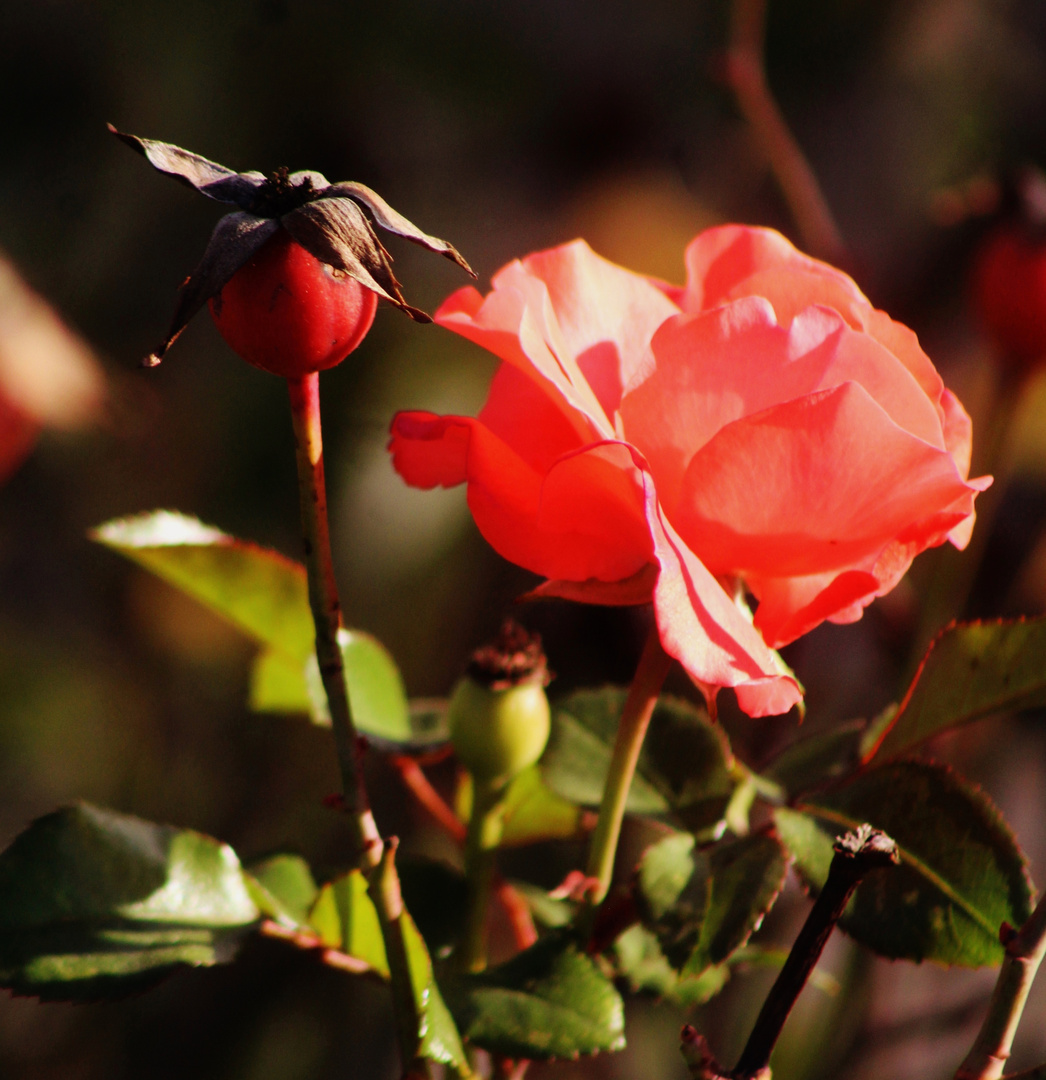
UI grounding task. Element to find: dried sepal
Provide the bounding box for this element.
[146,213,279,366]
[322,182,474,276]
[112,125,474,363]
[281,199,429,321]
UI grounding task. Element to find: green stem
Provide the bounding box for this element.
[585,624,672,905]
[459,775,506,972]
[955,894,1046,1080]
[287,373,425,1075]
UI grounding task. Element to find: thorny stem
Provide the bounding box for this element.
[725,0,847,264]
[585,625,673,906]
[287,373,426,1077]
[731,825,899,1078]
[955,893,1046,1080]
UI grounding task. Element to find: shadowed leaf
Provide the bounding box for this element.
[446,932,625,1060]
[0,804,258,1000]
[774,761,1033,966]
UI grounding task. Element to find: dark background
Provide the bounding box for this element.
[3,1,1046,1077]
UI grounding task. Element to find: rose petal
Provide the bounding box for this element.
[673,382,978,579]
[748,569,883,648]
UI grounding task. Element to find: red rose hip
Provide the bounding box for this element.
[208,229,378,378]
[971,225,1046,367]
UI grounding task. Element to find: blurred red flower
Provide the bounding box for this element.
[389,226,988,717]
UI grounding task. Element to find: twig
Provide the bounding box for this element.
[956,894,1046,1080]
[390,753,468,843]
[724,0,847,264]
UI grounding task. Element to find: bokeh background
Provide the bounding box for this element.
[4,1,1046,1077]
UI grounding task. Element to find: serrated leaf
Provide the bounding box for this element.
[447,932,625,1060]
[774,761,1033,966]
[682,833,788,977]
[613,924,678,996]
[638,833,695,920]
[498,766,584,848]
[93,512,411,743]
[245,855,318,927]
[542,689,734,828]
[307,870,389,977]
[869,618,1046,762]
[0,804,258,1000]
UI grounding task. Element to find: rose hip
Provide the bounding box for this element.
[208,229,378,378]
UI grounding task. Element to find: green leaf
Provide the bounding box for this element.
[613,924,678,997]
[869,618,1046,762]
[447,932,625,1060]
[542,689,734,828]
[0,804,258,1000]
[508,881,574,929]
[94,511,412,744]
[764,719,867,797]
[307,870,389,977]
[638,832,695,920]
[498,766,585,847]
[245,855,318,927]
[93,512,314,659]
[402,913,470,1070]
[680,834,789,977]
[774,761,1033,966]
[303,629,411,745]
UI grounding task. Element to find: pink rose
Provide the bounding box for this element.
[389,226,988,717]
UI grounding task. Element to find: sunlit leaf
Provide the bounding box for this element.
[93,512,411,742]
[307,870,388,977]
[774,761,1033,966]
[499,766,585,847]
[637,832,695,920]
[447,932,625,1059]
[868,618,1046,762]
[245,855,318,928]
[0,804,258,1000]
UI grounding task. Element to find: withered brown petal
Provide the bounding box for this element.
[322,181,476,277]
[281,199,431,322]
[145,212,279,366]
[108,125,266,209]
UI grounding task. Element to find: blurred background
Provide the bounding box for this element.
[4,0,1046,1077]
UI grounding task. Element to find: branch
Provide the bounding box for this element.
[723,0,847,264]
[956,894,1046,1080]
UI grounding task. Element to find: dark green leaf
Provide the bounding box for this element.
[638,833,695,920]
[869,618,1046,762]
[499,766,585,847]
[681,834,789,976]
[245,855,318,927]
[0,804,258,1000]
[93,512,411,743]
[774,761,1033,966]
[307,870,388,976]
[542,689,734,828]
[447,932,625,1060]
[764,719,866,796]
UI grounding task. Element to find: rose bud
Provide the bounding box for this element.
[110,125,474,377]
[448,620,552,786]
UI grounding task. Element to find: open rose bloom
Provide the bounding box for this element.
[390,226,989,717]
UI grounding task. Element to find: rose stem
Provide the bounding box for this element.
[458,775,506,972]
[287,372,425,1075]
[725,0,847,265]
[732,826,898,1078]
[955,892,1046,1080]
[585,624,673,907]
